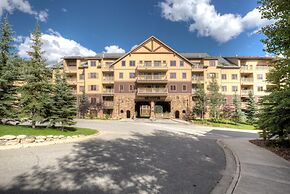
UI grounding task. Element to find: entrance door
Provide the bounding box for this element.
[140,105,150,118]
[126,110,131,118]
[175,111,180,119]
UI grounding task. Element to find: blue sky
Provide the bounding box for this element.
[1,0,271,64]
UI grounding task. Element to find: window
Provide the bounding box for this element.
[232,86,238,92]
[129,60,135,67]
[170,60,176,66]
[222,86,227,92]
[154,61,161,67]
[119,72,123,79]
[129,72,135,79]
[90,85,97,91]
[91,97,96,104]
[119,85,124,91]
[79,86,84,92]
[144,61,152,67]
[257,86,264,91]
[180,60,184,67]
[129,85,135,91]
[232,74,238,80]
[257,74,263,80]
[170,73,176,79]
[91,61,96,67]
[209,60,216,66]
[170,85,176,91]
[121,61,126,67]
[182,72,187,79]
[221,74,227,80]
[208,73,217,78]
[182,85,187,91]
[89,72,97,79]
[79,74,84,80]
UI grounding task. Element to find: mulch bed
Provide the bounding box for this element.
[250,139,290,162]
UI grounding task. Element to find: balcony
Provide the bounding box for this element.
[67,78,77,85]
[241,77,254,85]
[101,65,113,72]
[137,87,168,96]
[64,66,77,73]
[192,76,204,83]
[103,88,114,96]
[103,76,114,84]
[241,90,253,96]
[137,63,168,71]
[240,66,253,73]
[192,63,204,71]
[103,101,114,109]
[136,75,167,83]
[256,66,269,70]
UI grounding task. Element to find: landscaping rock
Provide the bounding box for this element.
[78,135,85,138]
[5,139,19,145]
[59,135,65,139]
[17,135,27,140]
[36,136,46,140]
[35,139,45,143]
[1,135,16,140]
[66,136,73,139]
[21,137,35,143]
[72,135,78,138]
[0,140,7,146]
[47,135,54,138]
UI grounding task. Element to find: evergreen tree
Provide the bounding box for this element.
[207,77,224,119]
[79,91,89,119]
[0,16,18,123]
[20,23,52,128]
[245,91,256,124]
[258,0,290,140]
[232,93,243,123]
[49,68,76,129]
[192,83,207,119]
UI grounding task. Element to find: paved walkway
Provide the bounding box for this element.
[222,138,290,194]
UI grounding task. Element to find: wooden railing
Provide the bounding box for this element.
[137,88,168,94]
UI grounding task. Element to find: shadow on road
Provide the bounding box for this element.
[0,130,225,194]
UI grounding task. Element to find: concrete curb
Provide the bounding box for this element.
[211,139,241,194]
[0,133,99,150]
[170,119,191,125]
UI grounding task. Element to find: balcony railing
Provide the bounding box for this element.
[241,90,253,95]
[137,63,167,70]
[64,66,77,72]
[103,101,114,108]
[240,66,253,71]
[192,64,204,69]
[103,77,114,82]
[256,66,269,70]
[137,75,166,80]
[101,64,113,71]
[241,77,254,82]
[192,77,204,82]
[103,89,114,94]
[137,88,168,94]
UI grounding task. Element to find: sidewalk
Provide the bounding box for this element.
[221,138,290,194]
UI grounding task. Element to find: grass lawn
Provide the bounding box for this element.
[192,119,256,130]
[0,124,97,136]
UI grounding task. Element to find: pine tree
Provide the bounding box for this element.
[49,68,76,129]
[207,77,224,119]
[232,93,243,123]
[20,23,52,128]
[245,91,256,124]
[258,0,290,140]
[192,83,207,119]
[79,91,89,119]
[0,16,19,123]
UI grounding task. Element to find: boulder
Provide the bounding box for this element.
[17,135,27,140]
[35,139,45,143]
[1,135,16,140]
[5,139,19,145]
[59,135,65,139]
[47,135,54,138]
[21,137,35,143]
[35,136,46,140]
[72,135,78,138]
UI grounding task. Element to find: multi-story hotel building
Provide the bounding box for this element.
[58,36,273,119]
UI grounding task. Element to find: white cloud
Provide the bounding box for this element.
[160,0,273,43]
[61,8,67,12]
[0,0,48,22]
[103,45,125,53]
[131,44,138,50]
[17,28,96,65]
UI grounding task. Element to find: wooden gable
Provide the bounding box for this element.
[133,37,172,54]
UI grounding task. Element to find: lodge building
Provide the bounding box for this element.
[58,36,273,119]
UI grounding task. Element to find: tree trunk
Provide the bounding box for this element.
[32,121,36,128]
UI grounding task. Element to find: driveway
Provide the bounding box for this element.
[0,119,258,194]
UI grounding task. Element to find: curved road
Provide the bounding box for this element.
[0,119,258,194]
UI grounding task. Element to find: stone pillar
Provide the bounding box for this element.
[150,101,155,120]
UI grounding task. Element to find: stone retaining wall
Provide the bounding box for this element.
[0,135,86,146]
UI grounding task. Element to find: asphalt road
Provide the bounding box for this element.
[0,119,258,194]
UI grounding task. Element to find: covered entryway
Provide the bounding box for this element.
[126,110,131,118]
[175,110,180,119]
[135,101,151,118]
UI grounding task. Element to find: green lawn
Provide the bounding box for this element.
[0,125,97,136]
[192,119,256,130]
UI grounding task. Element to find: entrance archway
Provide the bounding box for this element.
[175,110,180,119]
[126,110,131,118]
